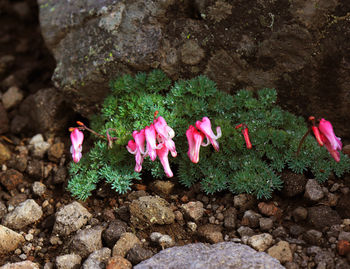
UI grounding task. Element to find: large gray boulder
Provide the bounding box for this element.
[134,242,284,269]
[39,0,350,138]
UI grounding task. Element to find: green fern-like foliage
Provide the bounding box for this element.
[68,70,350,200]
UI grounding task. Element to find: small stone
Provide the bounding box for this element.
[0,261,40,269]
[112,232,141,257]
[304,179,324,201]
[0,201,7,219]
[151,180,174,196]
[29,134,50,158]
[237,226,255,237]
[82,247,111,269]
[339,231,350,242]
[337,240,350,256]
[71,226,104,259]
[53,166,67,184]
[272,226,288,239]
[32,181,46,196]
[126,244,153,265]
[303,229,324,246]
[233,194,255,212]
[241,210,262,228]
[248,233,274,252]
[198,224,223,244]
[187,221,197,232]
[2,199,43,229]
[308,205,341,229]
[2,86,23,110]
[0,169,23,191]
[150,232,163,242]
[0,143,11,165]
[281,171,307,197]
[106,256,132,269]
[48,142,65,162]
[56,253,82,269]
[223,207,237,230]
[0,225,25,254]
[174,210,184,222]
[102,219,128,248]
[53,201,92,236]
[259,218,274,231]
[158,235,175,248]
[292,207,308,222]
[267,241,293,263]
[26,159,43,179]
[181,201,205,221]
[25,234,34,241]
[129,196,175,228]
[258,202,281,217]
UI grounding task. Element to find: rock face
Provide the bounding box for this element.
[134,242,284,269]
[39,0,350,138]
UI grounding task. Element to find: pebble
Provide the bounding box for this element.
[292,207,308,222]
[339,231,350,242]
[241,210,262,228]
[198,224,223,244]
[0,143,11,164]
[52,201,92,236]
[267,240,293,263]
[102,219,128,248]
[233,194,255,212]
[223,207,237,230]
[307,205,342,229]
[2,199,43,229]
[0,261,40,269]
[174,210,184,222]
[32,181,46,196]
[2,86,23,110]
[0,168,23,191]
[112,232,141,257]
[56,253,82,269]
[129,196,175,228]
[259,218,274,231]
[25,233,34,241]
[237,226,255,237]
[304,179,324,201]
[158,235,175,248]
[187,221,197,232]
[181,201,205,221]
[0,225,25,254]
[126,244,153,265]
[303,229,324,246]
[106,256,132,269]
[48,142,65,162]
[26,159,43,179]
[71,226,104,259]
[150,232,163,242]
[82,247,111,269]
[248,233,274,252]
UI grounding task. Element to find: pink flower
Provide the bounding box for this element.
[318,118,342,162]
[144,124,158,161]
[195,117,222,152]
[186,125,205,163]
[154,116,177,157]
[156,143,173,177]
[70,128,84,163]
[126,129,146,172]
[235,123,252,149]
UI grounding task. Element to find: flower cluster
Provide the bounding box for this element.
[186,117,222,163]
[126,116,177,177]
[309,117,342,162]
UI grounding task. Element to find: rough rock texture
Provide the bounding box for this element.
[129,196,175,229]
[52,201,92,236]
[0,261,40,269]
[2,199,43,230]
[39,0,350,138]
[70,226,104,259]
[0,225,25,255]
[134,242,284,269]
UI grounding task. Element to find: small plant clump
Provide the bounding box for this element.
[68,70,350,200]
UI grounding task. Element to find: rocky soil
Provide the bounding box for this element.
[1,1,350,269]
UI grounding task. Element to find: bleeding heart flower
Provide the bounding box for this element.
[186,125,205,163]
[318,118,342,162]
[156,143,173,177]
[126,129,146,172]
[70,128,84,163]
[144,124,158,161]
[235,123,252,149]
[154,116,177,157]
[195,117,222,151]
